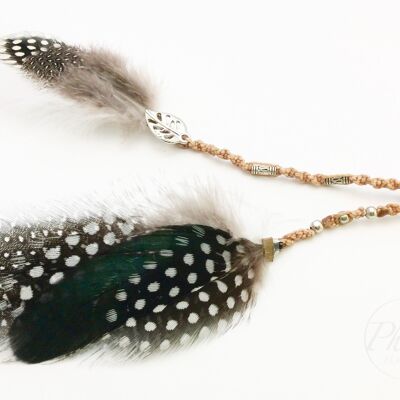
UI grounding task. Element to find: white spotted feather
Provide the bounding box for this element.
[0,33,156,132]
[0,182,266,363]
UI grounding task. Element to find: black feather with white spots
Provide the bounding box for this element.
[0,35,81,81]
[1,33,154,128]
[8,225,265,363]
[89,226,263,359]
[0,214,138,337]
[99,247,261,359]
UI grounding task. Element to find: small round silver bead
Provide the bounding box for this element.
[365,206,378,219]
[310,220,324,233]
[339,214,350,224]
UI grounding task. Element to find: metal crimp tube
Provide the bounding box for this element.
[262,238,281,262]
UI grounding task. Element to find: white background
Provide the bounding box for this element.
[1,0,400,398]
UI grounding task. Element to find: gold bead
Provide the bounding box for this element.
[339,214,350,224]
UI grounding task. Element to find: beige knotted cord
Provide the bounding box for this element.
[185,139,251,172]
[185,138,400,190]
[184,138,400,254]
[280,203,400,248]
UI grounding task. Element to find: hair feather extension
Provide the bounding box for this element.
[0,33,155,130]
[0,184,267,363]
[10,225,263,363]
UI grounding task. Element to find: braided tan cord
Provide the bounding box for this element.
[280,203,400,248]
[184,139,400,191]
[276,167,400,191]
[185,139,251,171]
[184,138,400,252]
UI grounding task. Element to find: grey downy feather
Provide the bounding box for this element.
[0,33,155,129]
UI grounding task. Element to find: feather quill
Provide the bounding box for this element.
[0,33,154,129]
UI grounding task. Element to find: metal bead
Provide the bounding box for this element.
[250,163,278,176]
[339,214,350,224]
[262,238,282,262]
[324,175,351,185]
[262,238,276,262]
[310,220,324,233]
[366,206,378,219]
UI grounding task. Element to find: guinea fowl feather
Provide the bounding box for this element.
[0,186,267,363]
[10,225,264,363]
[0,34,154,129]
[0,33,268,364]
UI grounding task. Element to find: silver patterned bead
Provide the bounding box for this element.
[250,163,278,176]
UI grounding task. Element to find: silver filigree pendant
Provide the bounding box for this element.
[145,110,189,145]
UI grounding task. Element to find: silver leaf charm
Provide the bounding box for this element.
[145,109,189,145]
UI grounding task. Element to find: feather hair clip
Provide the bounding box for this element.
[1,33,400,364]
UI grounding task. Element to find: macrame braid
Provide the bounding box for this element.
[280,203,400,248]
[184,138,400,253]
